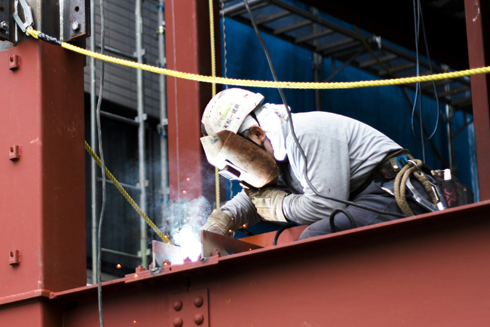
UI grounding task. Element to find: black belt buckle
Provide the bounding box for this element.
[396,155,408,168]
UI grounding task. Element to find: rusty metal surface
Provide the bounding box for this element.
[165,0,223,203]
[46,201,490,327]
[0,39,86,300]
[243,225,307,247]
[465,0,490,200]
[168,289,209,327]
[0,301,61,327]
[201,230,262,258]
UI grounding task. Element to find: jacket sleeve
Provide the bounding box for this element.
[220,190,262,228]
[282,131,351,225]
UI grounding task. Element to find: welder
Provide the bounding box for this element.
[199,88,453,240]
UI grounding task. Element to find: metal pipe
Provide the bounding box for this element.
[135,0,148,268]
[158,0,169,233]
[452,118,474,139]
[100,110,139,125]
[96,44,138,60]
[310,7,321,111]
[90,0,97,286]
[446,104,454,170]
[323,48,362,82]
[313,53,322,111]
[97,177,141,191]
[401,87,448,168]
[221,0,265,17]
[101,248,141,259]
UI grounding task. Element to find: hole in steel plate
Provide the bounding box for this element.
[74,6,79,12]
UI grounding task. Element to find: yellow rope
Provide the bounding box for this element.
[209,0,217,97]
[84,141,172,245]
[26,28,490,90]
[208,0,220,209]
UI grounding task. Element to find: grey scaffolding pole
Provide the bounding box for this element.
[90,0,97,285]
[157,0,170,233]
[88,0,151,275]
[135,0,148,269]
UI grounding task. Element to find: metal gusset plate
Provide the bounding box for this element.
[201,230,262,259]
[152,240,187,267]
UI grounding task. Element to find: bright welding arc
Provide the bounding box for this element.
[241,0,405,218]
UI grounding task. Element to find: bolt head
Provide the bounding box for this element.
[173,317,183,327]
[0,21,8,30]
[173,300,182,311]
[71,21,80,31]
[194,296,203,308]
[194,314,204,325]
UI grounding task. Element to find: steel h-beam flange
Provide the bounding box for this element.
[0,0,90,44]
[62,0,90,42]
[0,0,12,41]
[169,289,209,327]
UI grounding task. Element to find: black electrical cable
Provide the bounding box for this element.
[96,0,106,326]
[238,228,254,236]
[329,209,356,233]
[410,0,440,162]
[241,0,405,219]
[273,223,298,246]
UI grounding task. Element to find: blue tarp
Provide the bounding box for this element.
[220,4,479,202]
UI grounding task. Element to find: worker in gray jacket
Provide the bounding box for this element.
[200,88,432,240]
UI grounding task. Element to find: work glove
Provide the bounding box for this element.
[247,187,288,222]
[202,209,235,236]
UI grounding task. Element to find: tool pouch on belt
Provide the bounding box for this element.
[370,149,416,182]
[430,170,474,208]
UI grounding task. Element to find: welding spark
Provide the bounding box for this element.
[173,225,201,262]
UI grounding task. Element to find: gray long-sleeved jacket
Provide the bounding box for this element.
[221,112,402,227]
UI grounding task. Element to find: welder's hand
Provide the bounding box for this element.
[248,188,288,222]
[202,209,235,236]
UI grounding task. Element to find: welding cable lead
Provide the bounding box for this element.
[202,209,235,236]
[247,187,289,222]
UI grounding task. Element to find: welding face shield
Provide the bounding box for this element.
[200,130,279,189]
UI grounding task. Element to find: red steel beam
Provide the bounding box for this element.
[465,0,490,200]
[43,202,490,327]
[0,40,85,325]
[165,0,224,204]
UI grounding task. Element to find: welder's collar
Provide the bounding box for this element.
[236,104,289,161]
[257,104,288,161]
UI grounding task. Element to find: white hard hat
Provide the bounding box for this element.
[201,88,264,136]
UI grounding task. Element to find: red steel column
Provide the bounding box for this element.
[165,0,223,204]
[0,39,85,324]
[465,0,490,200]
